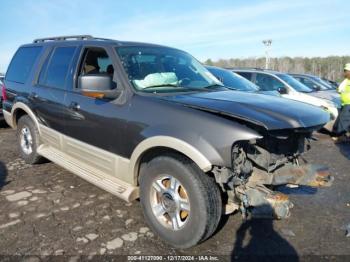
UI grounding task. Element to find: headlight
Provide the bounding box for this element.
[320,100,338,119]
[324,100,337,109]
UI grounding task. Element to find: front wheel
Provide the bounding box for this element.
[17,115,44,164]
[139,153,222,248]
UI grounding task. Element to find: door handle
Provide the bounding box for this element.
[69,102,80,111]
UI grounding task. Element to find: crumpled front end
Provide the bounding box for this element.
[212,126,333,220]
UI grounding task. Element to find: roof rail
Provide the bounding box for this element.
[33,35,93,43]
[226,67,265,71]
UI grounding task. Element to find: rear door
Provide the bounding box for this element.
[33,45,78,133]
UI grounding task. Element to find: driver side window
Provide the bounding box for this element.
[79,47,114,77]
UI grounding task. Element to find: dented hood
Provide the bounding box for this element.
[162,90,330,130]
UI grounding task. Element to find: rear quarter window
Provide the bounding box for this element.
[6,46,42,84]
[236,72,252,81]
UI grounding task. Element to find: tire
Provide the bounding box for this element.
[17,115,44,164]
[139,153,222,248]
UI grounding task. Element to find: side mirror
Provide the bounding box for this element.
[78,75,118,99]
[277,86,288,94]
[314,85,321,91]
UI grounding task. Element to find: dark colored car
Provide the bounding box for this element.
[206,66,279,96]
[2,35,333,248]
[290,73,335,91]
[232,68,340,131]
[0,74,4,121]
[322,77,339,89]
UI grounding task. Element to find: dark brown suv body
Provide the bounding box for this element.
[1,35,333,248]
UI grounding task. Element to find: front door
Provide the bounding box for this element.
[63,46,130,159]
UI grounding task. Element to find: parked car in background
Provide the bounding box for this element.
[321,77,339,89]
[232,68,339,131]
[290,73,333,91]
[290,73,340,105]
[0,73,4,121]
[2,36,333,248]
[290,73,339,92]
[206,66,279,96]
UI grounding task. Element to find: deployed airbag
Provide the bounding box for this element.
[134,72,178,89]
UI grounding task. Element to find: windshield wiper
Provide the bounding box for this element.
[142,84,181,90]
[202,84,225,89]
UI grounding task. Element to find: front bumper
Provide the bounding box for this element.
[250,164,334,187]
[235,164,333,219]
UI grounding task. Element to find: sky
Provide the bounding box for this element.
[0,0,349,72]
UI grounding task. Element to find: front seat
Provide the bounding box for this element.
[84,52,100,74]
[107,64,114,76]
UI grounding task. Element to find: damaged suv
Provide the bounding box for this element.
[2,35,333,248]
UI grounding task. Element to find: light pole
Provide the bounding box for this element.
[262,39,272,69]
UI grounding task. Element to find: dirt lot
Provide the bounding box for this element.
[0,122,349,261]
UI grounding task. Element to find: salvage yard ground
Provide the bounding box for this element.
[0,123,349,259]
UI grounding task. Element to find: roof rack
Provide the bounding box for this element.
[33,35,94,43]
[226,67,265,71]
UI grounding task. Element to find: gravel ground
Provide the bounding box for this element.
[0,123,349,261]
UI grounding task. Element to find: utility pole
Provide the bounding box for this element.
[262,39,272,69]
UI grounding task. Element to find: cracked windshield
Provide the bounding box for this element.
[116,46,223,93]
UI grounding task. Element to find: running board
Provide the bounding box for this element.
[37,145,139,202]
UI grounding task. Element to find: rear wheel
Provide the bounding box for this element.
[139,153,222,248]
[17,115,44,164]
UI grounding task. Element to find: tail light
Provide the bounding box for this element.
[1,83,7,102]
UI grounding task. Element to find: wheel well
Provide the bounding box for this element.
[136,147,194,185]
[13,109,28,127]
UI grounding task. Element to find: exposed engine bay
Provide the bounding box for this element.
[212,127,334,220]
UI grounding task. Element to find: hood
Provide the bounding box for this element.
[161,91,330,130]
[258,90,280,96]
[308,91,341,107]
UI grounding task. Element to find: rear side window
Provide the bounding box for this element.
[255,73,283,91]
[236,72,252,81]
[6,46,42,84]
[39,46,76,89]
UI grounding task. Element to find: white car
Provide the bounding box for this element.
[232,68,340,131]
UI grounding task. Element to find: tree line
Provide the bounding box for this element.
[204,56,350,82]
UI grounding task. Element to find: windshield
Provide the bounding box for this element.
[206,67,259,92]
[116,46,223,93]
[277,74,312,93]
[294,76,329,91]
[310,76,334,90]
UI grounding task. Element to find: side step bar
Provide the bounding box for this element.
[37,145,139,202]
